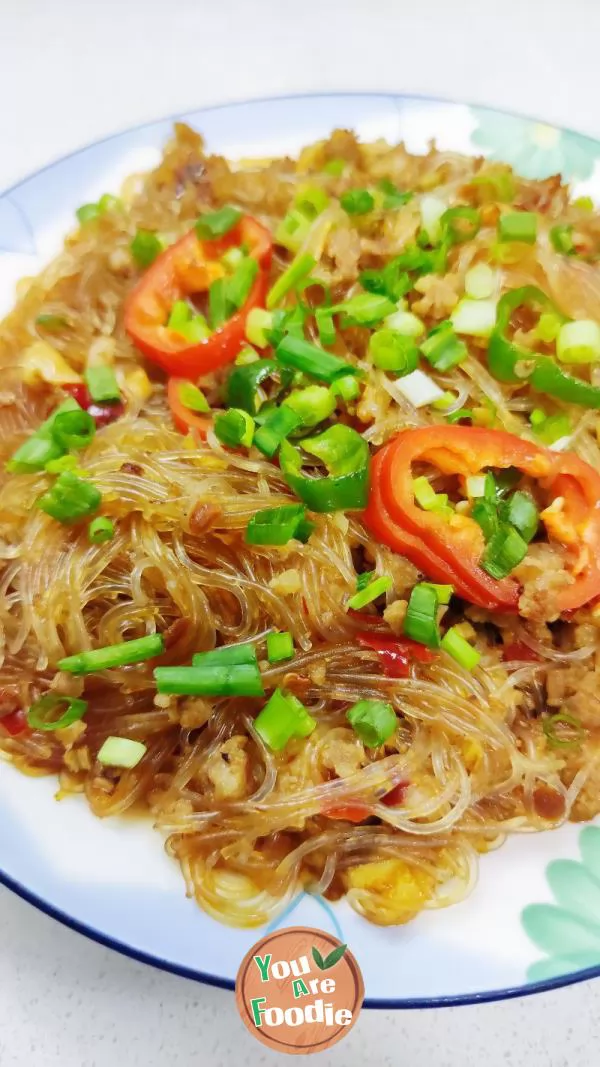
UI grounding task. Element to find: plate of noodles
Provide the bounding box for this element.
[3,92,600,1007]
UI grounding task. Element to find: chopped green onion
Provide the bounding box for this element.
[440,627,481,671]
[542,712,585,749]
[45,454,86,475]
[97,736,147,768]
[275,334,357,383]
[154,662,264,697]
[98,194,121,213]
[253,405,301,458]
[441,205,481,244]
[51,408,96,451]
[481,525,528,579]
[36,314,70,331]
[413,476,451,517]
[450,298,497,338]
[38,471,101,524]
[340,188,375,215]
[246,503,309,545]
[346,699,396,748]
[280,424,369,513]
[378,178,413,210]
[58,633,164,674]
[6,434,63,474]
[178,381,210,413]
[214,408,254,449]
[499,490,538,543]
[384,308,425,338]
[88,516,115,544]
[27,694,88,732]
[225,359,280,415]
[420,195,447,244]
[535,312,563,343]
[471,168,515,202]
[498,211,538,244]
[131,230,164,268]
[422,583,454,605]
[574,196,594,212]
[550,225,575,255]
[266,632,294,664]
[84,365,120,403]
[335,292,396,327]
[347,575,392,610]
[295,185,329,218]
[192,644,258,668]
[464,263,496,300]
[254,688,316,751]
[356,570,375,592]
[323,159,346,177]
[275,209,311,253]
[245,308,274,348]
[392,369,445,408]
[466,475,488,498]
[360,264,412,303]
[283,385,336,428]
[267,252,315,310]
[235,345,260,366]
[446,408,474,424]
[221,246,245,271]
[330,374,360,402]
[421,323,468,370]
[471,498,499,541]
[226,256,259,311]
[315,306,337,347]
[208,279,229,329]
[369,329,419,375]
[556,320,600,363]
[403,584,441,648]
[531,411,572,446]
[195,205,242,239]
[76,203,101,224]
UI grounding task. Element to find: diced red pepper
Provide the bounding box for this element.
[63,384,124,428]
[502,641,541,663]
[357,631,436,677]
[381,780,409,807]
[0,709,29,736]
[322,802,372,823]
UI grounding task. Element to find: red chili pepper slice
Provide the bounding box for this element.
[381,781,409,807]
[363,425,600,614]
[0,709,29,736]
[63,384,124,428]
[502,642,541,663]
[167,378,211,438]
[357,632,435,677]
[123,216,272,378]
[322,802,372,823]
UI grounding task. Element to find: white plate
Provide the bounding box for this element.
[2,93,600,1006]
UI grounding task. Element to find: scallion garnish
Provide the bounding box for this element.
[550,224,575,256]
[330,374,360,402]
[556,320,600,364]
[295,185,329,218]
[178,381,210,413]
[266,632,294,664]
[346,699,396,748]
[245,308,274,348]
[315,306,337,347]
[340,188,375,215]
[84,365,120,404]
[154,662,264,697]
[335,292,396,327]
[246,503,309,545]
[450,298,497,338]
[88,516,115,544]
[192,644,258,667]
[481,525,528,579]
[38,471,101,524]
[58,633,164,674]
[266,252,315,310]
[51,408,96,451]
[131,230,164,268]
[275,209,311,253]
[499,490,538,543]
[403,584,441,648]
[542,712,585,749]
[441,205,481,244]
[422,583,454,604]
[97,736,147,768]
[347,575,392,610]
[283,384,336,428]
[275,334,358,383]
[253,688,316,751]
[226,256,259,311]
[378,178,413,210]
[27,694,88,732]
[497,211,538,244]
[369,329,419,375]
[440,627,481,671]
[214,408,255,449]
[253,405,301,458]
[195,205,242,239]
[421,323,468,371]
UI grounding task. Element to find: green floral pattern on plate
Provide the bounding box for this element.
[471,107,600,181]
[522,826,600,981]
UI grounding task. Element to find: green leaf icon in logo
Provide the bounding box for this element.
[312,943,348,970]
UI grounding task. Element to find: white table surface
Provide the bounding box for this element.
[2,0,600,1063]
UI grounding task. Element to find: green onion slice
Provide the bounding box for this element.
[88,516,115,544]
[340,189,375,215]
[38,471,101,524]
[154,662,264,697]
[84,365,121,403]
[347,575,392,610]
[266,632,294,664]
[542,712,585,749]
[498,211,538,244]
[267,252,315,310]
[195,205,242,239]
[481,525,528,579]
[246,503,309,545]
[58,633,164,674]
[276,334,358,383]
[131,230,164,268]
[421,323,468,371]
[253,406,301,458]
[97,736,147,768]
[283,385,336,428]
[214,408,255,449]
[440,627,481,671]
[253,688,316,751]
[403,584,441,648]
[369,329,419,375]
[346,699,396,748]
[27,694,88,732]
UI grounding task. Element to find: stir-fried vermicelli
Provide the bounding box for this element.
[2,123,600,927]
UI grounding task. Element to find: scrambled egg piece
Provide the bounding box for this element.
[345,858,434,925]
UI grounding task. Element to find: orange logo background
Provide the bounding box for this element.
[235,926,364,1055]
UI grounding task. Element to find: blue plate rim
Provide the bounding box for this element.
[2,89,599,1008]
